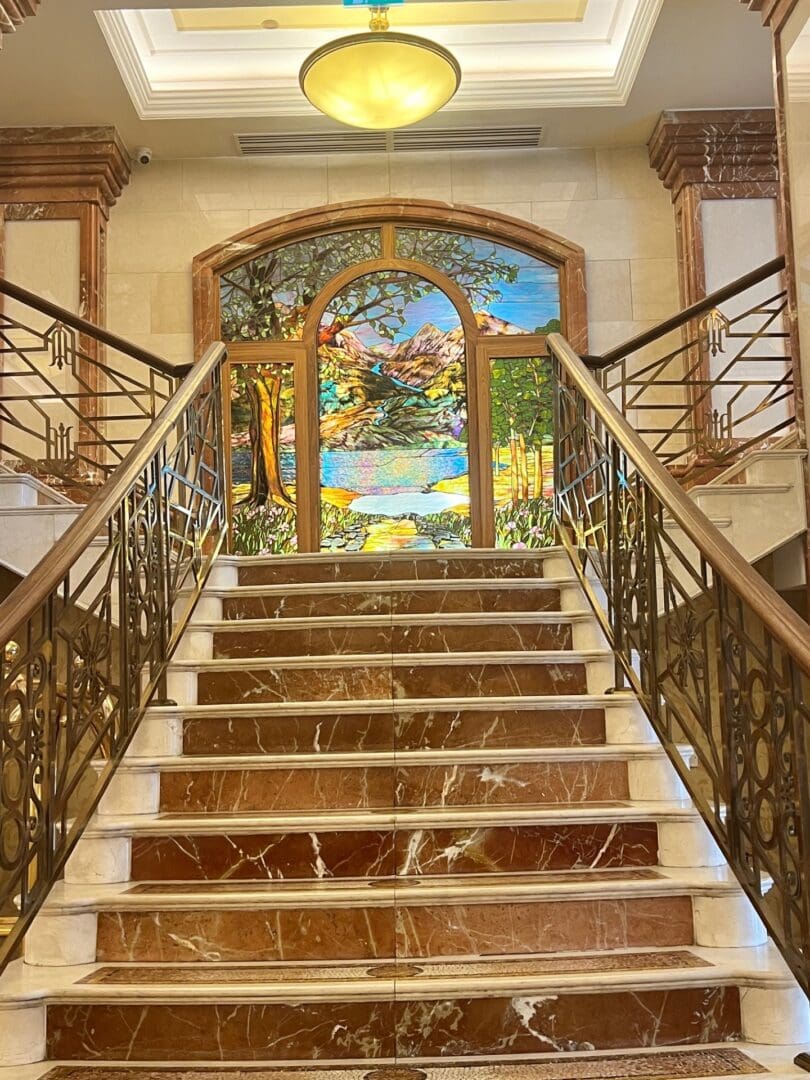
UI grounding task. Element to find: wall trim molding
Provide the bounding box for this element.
[741,0,802,32]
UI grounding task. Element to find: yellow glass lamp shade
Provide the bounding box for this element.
[300,32,461,130]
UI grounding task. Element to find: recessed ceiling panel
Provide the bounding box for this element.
[97,0,663,120]
[172,1,588,32]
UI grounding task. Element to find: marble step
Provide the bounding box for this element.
[70,803,710,883]
[216,578,577,620]
[202,611,598,660]
[38,948,769,1061]
[172,651,612,706]
[108,746,687,814]
[4,1045,787,1080]
[172,696,621,756]
[231,549,557,586]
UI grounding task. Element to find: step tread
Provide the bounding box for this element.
[171,649,612,670]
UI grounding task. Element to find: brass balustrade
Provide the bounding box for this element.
[584,256,793,484]
[550,329,810,994]
[0,280,227,969]
[0,275,192,498]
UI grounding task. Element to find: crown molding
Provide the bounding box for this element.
[0,127,132,216]
[97,0,664,121]
[648,109,779,199]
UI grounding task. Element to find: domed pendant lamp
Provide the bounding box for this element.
[299,5,461,130]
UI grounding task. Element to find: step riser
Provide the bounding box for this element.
[223,587,564,620]
[129,823,659,880]
[157,761,630,812]
[237,555,551,586]
[46,986,741,1060]
[95,895,694,963]
[212,622,574,659]
[195,663,589,705]
[182,708,608,756]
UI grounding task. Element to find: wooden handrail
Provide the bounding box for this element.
[592,255,786,368]
[547,331,810,677]
[0,274,193,378]
[0,341,227,645]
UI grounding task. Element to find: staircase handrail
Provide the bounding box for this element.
[549,327,810,993]
[0,274,192,378]
[582,254,786,370]
[0,317,228,971]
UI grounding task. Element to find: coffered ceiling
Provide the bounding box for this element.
[0,0,777,158]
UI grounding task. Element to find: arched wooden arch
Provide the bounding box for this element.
[193,198,588,552]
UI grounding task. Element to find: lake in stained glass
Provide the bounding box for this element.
[395,227,561,335]
[220,229,382,342]
[318,271,470,552]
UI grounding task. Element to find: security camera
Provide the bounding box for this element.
[136,147,153,166]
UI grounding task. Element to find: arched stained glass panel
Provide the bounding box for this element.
[318,271,470,552]
[395,227,561,335]
[220,228,382,341]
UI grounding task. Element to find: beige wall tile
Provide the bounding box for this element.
[107,274,151,338]
[108,211,250,274]
[248,156,329,211]
[327,153,390,202]
[586,260,632,323]
[451,148,597,204]
[630,259,680,321]
[469,201,533,220]
[596,148,669,201]
[530,198,677,262]
[150,274,194,335]
[117,161,185,213]
[389,152,452,201]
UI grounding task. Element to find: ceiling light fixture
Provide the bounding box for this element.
[299,5,461,130]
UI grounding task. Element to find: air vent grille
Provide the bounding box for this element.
[236,126,544,157]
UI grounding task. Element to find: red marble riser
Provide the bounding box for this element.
[212,622,574,660]
[181,708,607,757]
[129,822,658,880]
[95,895,694,963]
[223,587,563,621]
[196,662,588,706]
[238,555,550,586]
[46,986,741,1060]
[158,761,629,813]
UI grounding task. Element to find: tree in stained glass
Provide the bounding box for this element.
[220,229,382,341]
[230,362,297,554]
[396,227,561,336]
[317,271,471,552]
[490,356,556,549]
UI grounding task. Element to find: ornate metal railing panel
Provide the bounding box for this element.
[0,275,188,499]
[0,341,227,970]
[550,330,810,994]
[588,256,793,484]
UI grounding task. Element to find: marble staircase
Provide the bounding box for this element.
[2,549,810,1078]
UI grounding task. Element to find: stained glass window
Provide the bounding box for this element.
[396,227,561,335]
[230,361,297,554]
[318,271,470,552]
[489,356,555,549]
[220,229,382,341]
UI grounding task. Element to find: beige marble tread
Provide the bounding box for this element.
[168,649,613,671]
[193,610,597,630]
[196,577,580,597]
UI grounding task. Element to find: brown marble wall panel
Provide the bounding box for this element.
[393,661,587,699]
[196,664,392,705]
[391,587,562,615]
[237,555,549,586]
[392,621,572,653]
[394,708,606,750]
[160,767,396,813]
[130,831,396,880]
[47,1001,395,1061]
[213,624,391,659]
[395,760,629,807]
[96,907,396,963]
[183,711,395,756]
[395,822,658,875]
[395,986,741,1057]
[396,895,693,957]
